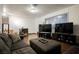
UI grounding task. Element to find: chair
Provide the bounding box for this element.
[19,28,28,39]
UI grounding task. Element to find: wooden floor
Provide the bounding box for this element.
[60,42,71,53]
[23,34,72,53]
[23,34,38,45]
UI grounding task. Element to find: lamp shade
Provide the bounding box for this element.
[2,16,9,24]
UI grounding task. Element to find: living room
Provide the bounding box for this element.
[0,4,79,54]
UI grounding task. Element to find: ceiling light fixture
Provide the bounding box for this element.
[2,5,7,16]
[27,4,39,13]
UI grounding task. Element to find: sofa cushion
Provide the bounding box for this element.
[0,33,12,48]
[12,46,36,54]
[0,37,11,53]
[11,39,28,50]
[8,34,21,43]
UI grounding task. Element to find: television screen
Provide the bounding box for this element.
[39,24,52,32]
[55,22,73,34]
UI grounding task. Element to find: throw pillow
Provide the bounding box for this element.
[0,37,11,53]
[9,34,21,43]
[0,33,12,48]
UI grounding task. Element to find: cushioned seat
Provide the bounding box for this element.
[12,46,36,54]
[0,37,11,54]
[30,38,61,54]
[8,34,21,44]
[11,39,28,51]
[0,33,12,49]
[0,33,36,54]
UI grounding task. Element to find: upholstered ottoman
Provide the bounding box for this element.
[30,38,61,54]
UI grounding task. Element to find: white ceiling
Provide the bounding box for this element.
[0,4,74,19]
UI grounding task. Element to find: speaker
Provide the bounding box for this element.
[65,35,76,44]
[39,32,51,39]
[52,33,76,44]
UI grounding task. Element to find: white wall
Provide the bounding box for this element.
[0,15,36,34]
[9,15,36,33]
[35,5,79,35]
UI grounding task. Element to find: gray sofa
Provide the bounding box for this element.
[0,33,36,54]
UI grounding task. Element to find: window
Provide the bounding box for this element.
[45,13,68,33]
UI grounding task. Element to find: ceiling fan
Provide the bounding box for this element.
[32,4,38,7]
[27,4,39,13]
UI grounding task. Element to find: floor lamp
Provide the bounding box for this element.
[2,16,9,34]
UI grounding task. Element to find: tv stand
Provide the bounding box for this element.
[52,33,76,44]
[38,32,51,39]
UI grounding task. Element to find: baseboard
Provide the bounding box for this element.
[28,33,37,35]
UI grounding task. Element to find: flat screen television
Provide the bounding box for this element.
[55,22,73,34]
[39,24,52,32]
